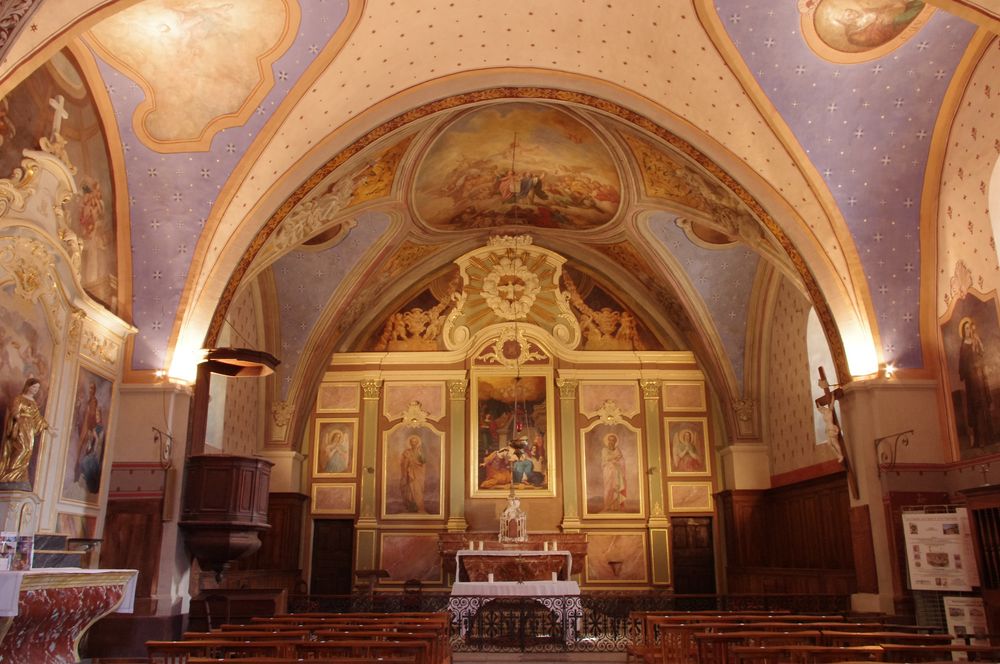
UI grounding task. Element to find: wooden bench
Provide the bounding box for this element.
[295,638,432,664]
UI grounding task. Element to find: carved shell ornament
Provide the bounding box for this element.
[482,255,540,320]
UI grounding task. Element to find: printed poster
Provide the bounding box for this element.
[902,509,980,591]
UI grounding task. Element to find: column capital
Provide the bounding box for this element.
[447,379,468,400]
[557,378,578,399]
[361,379,382,400]
[640,379,661,400]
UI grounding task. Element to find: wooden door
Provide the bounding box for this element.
[100,498,164,605]
[310,519,354,595]
[671,516,716,594]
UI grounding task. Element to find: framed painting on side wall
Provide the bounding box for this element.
[665,417,710,476]
[60,366,114,506]
[313,418,358,478]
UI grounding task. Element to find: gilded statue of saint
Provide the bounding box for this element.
[0,378,54,485]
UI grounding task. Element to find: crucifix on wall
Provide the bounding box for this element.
[816,366,859,499]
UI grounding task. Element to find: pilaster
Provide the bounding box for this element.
[446,379,468,532]
[557,377,581,532]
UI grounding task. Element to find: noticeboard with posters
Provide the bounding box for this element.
[902,508,980,592]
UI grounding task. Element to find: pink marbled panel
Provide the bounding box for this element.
[586,532,647,583]
[383,383,445,421]
[0,583,125,663]
[579,383,640,417]
[317,383,360,412]
[379,534,442,583]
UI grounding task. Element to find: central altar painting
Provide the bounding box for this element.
[471,369,556,497]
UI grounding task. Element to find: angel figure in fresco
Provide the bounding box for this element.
[399,434,427,513]
[672,428,704,473]
[829,0,924,49]
[0,378,55,485]
[601,432,627,512]
[321,429,350,473]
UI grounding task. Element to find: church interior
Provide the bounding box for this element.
[1,0,1000,660]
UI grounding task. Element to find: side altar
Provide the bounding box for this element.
[0,568,138,663]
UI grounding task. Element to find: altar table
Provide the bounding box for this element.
[0,568,138,663]
[454,549,573,582]
[448,579,582,640]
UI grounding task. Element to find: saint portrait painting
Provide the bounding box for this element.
[666,418,710,476]
[940,290,1000,457]
[581,422,643,518]
[61,367,113,504]
[382,425,443,519]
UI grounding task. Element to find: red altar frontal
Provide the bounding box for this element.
[0,568,138,664]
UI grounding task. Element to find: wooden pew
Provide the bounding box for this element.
[694,629,825,664]
[731,643,884,663]
[296,639,432,664]
[146,639,291,662]
[181,629,310,641]
[879,642,1000,662]
[314,628,445,664]
[188,659,417,664]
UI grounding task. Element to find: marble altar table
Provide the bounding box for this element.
[0,568,138,663]
[455,549,572,582]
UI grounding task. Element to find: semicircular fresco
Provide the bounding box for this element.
[412,102,622,231]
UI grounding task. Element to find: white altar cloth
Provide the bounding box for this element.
[448,580,582,640]
[0,568,138,617]
[450,580,580,596]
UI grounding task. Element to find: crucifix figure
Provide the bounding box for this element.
[49,95,68,139]
[816,366,859,499]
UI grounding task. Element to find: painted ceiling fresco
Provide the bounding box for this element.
[87,0,349,371]
[413,103,622,231]
[2,0,994,413]
[716,0,977,367]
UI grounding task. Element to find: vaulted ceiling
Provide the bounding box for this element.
[1,0,997,432]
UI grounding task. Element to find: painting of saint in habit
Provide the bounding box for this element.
[941,292,1000,456]
[474,374,552,494]
[413,102,622,231]
[812,0,926,54]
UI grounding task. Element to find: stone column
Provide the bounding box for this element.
[355,378,382,571]
[557,378,581,532]
[446,379,468,532]
[641,379,672,585]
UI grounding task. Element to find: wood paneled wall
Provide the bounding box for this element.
[99,497,164,613]
[718,472,856,594]
[228,492,307,594]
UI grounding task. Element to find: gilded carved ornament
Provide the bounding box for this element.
[557,377,578,399]
[447,379,468,400]
[400,400,430,427]
[0,236,62,331]
[475,324,548,369]
[640,379,661,399]
[595,399,626,425]
[443,235,581,351]
[361,379,382,400]
[271,400,293,428]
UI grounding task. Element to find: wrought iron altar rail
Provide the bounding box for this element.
[288,591,852,653]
